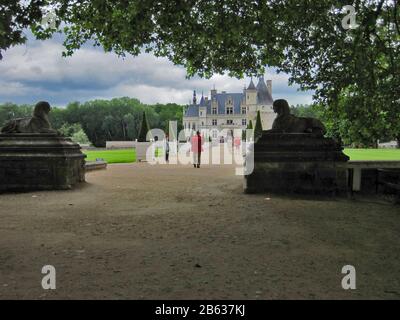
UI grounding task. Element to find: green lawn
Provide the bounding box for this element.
[344,148,400,161]
[84,148,400,164]
[84,149,136,164]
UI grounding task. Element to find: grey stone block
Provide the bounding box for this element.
[244,133,349,195]
[0,133,86,192]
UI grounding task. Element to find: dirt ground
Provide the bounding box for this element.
[0,163,399,300]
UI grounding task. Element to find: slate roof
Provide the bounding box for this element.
[247,79,256,90]
[199,94,206,106]
[185,104,201,117]
[184,78,273,117]
[256,77,273,105]
[215,93,244,114]
[185,92,244,117]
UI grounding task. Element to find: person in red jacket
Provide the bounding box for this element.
[191,131,203,168]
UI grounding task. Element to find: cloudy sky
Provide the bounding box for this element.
[0,32,314,107]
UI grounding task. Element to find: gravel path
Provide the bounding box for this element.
[0,163,399,299]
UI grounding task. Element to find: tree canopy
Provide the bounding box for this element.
[1,0,399,143]
[138,111,150,142]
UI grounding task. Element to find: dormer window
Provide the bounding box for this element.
[241,107,246,114]
[226,106,233,115]
[212,107,217,115]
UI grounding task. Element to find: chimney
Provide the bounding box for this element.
[267,80,272,95]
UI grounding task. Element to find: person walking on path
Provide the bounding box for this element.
[191,131,203,168]
[234,136,241,153]
[164,135,170,163]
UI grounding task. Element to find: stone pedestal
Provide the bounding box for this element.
[244,133,349,195]
[0,133,86,192]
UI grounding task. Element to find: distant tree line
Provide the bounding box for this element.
[0,97,183,147]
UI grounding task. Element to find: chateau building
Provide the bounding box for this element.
[183,76,276,139]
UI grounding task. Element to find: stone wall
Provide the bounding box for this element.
[106,141,136,149]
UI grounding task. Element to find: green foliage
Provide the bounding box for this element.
[62,98,181,146]
[4,2,397,91]
[138,111,149,142]
[48,106,67,129]
[71,129,90,145]
[0,98,184,147]
[0,103,33,126]
[59,123,89,145]
[290,104,324,119]
[151,103,183,133]
[59,122,80,137]
[0,1,49,59]
[329,90,399,148]
[254,110,263,142]
[291,100,399,148]
[242,119,254,141]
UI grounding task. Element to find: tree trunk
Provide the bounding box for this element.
[121,120,126,140]
[397,137,400,149]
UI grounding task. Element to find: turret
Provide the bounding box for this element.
[245,78,257,105]
[199,92,207,118]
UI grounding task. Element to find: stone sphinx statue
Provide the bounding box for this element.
[1,101,58,134]
[267,99,326,135]
[245,99,349,195]
[0,101,85,192]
